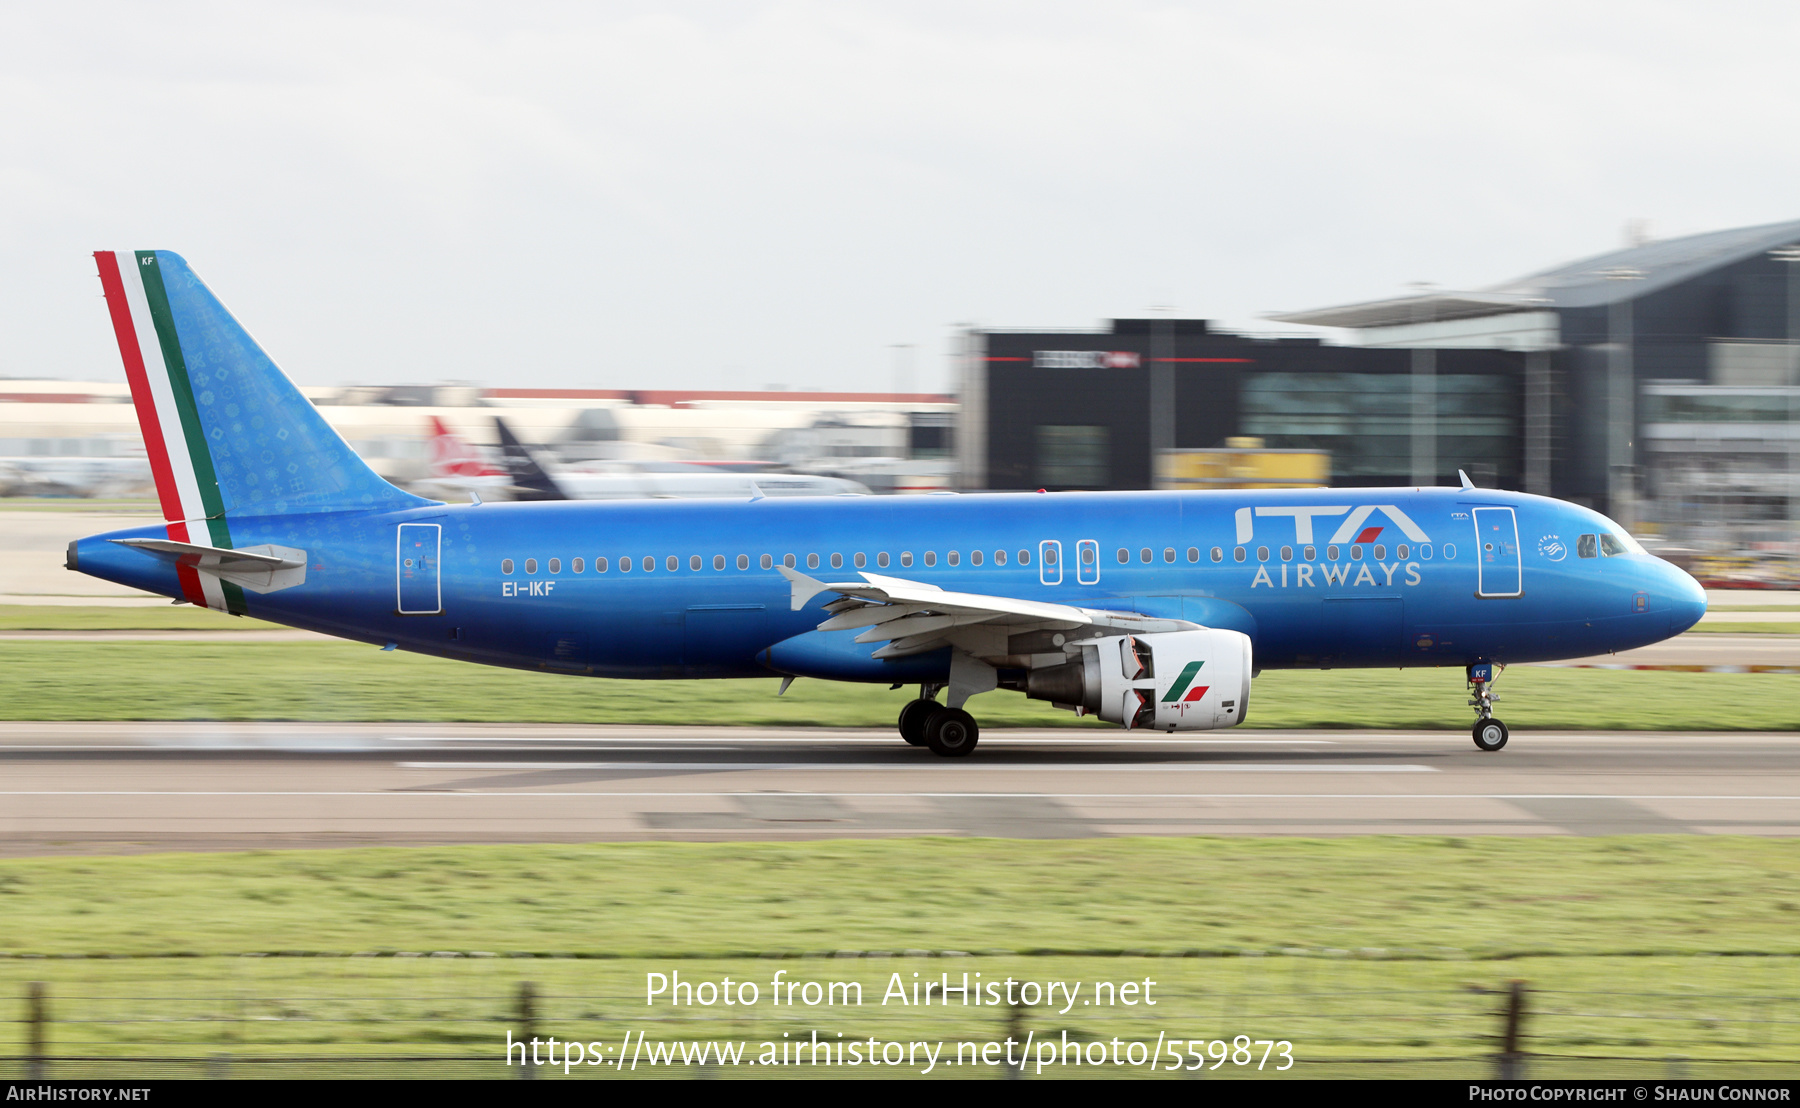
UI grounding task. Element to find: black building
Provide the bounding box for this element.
[959,321,1523,493]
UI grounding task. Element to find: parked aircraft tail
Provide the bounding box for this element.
[493,416,567,500]
[427,416,503,479]
[93,250,431,530]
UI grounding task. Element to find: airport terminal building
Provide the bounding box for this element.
[959,218,1800,548]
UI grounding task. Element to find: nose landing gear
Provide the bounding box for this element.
[1468,661,1508,751]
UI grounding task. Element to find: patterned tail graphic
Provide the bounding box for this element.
[93,250,429,612]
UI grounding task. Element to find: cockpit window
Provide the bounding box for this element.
[1577,534,1597,559]
[1599,533,1627,557]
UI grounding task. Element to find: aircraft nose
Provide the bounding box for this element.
[1662,560,1707,635]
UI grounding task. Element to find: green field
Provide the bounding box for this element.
[0,604,280,631]
[1,837,1795,957]
[4,638,1798,729]
[1,839,1798,1078]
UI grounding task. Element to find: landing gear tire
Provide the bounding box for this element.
[924,707,979,758]
[898,699,935,746]
[1472,718,1509,752]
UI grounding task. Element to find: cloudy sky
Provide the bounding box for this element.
[4,1,1798,391]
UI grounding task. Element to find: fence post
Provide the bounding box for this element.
[25,982,45,1081]
[1496,979,1526,1080]
[1005,1000,1025,1080]
[518,981,537,1081]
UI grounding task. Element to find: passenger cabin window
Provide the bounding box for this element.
[970,550,982,566]
[1419,545,1432,559]
[1116,548,1129,564]
[1303,545,1315,561]
[573,558,584,573]
[1211,547,1223,563]
[714,555,726,570]
[1577,534,1598,558]
[1373,545,1386,561]
[1280,546,1292,562]
[993,549,1006,566]
[1326,545,1340,560]
[923,551,936,567]
[596,557,609,573]
[737,554,749,570]
[1018,549,1030,565]
[878,552,891,568]
[761,554,773,569]
[525,558,538,574]
[619,556,631,573]
[548,558,561,574]
[807,553,819,569]
[947,551,959,566]
[666,555,677,571]
[1256,547,1269,562]
[1163,547,1175,563]
[1396,544,1409,560]
[644,556,656,571]
[1349,546,1363,561]
[1140,547,1152,563]
[1233,547,1246,562]
[900,552,913,567]
[502,559,514,575]
[783,554,796,568]
[855,552,867,568]
[1186,547,1199,563]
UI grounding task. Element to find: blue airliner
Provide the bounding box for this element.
[67,251,1707,756]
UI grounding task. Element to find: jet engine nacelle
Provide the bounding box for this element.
[1022,629,1252,731]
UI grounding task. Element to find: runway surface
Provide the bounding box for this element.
[1,723,1797,853]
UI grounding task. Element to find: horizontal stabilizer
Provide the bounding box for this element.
[111,537,308,595]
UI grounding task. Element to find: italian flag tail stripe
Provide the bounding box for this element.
[94,250,240,614]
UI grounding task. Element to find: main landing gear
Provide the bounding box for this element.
[1467,661,1508,752]
[897,685,980,758]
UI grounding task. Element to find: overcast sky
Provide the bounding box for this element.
[4,1,1799,392]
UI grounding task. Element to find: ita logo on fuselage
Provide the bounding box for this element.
[1232,504,1431,546]
[1233,503,1433,591]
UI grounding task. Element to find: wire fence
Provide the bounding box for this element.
[3,953,1800,1079]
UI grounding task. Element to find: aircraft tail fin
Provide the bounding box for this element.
[93,250,432,534]
[494,417,568,500]
[427,415,501,479]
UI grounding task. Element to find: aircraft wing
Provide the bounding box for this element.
[777,566,1197,660]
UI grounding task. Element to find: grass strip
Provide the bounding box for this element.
[2,954,1796,1076]
[3,640,1798,728]
[1689,623,1800,635]
[0,604,281,631]
[0,838,1796,959]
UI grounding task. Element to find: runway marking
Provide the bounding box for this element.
[2,791,1795,799]
[391,761,1433,773]
[381,737,1340,746]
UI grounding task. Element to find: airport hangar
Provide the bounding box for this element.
[956,218,1800,549]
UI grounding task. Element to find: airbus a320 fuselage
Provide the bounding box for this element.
[68,251,1707,756]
